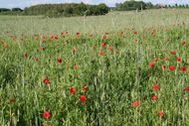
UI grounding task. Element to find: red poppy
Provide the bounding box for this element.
[162,65,166,71]
[43,78,50,85]
[109,46,113,52]
[180,67,187,73]
[99,51,106,56]
[153,84,160,91]
[57,58,63,64]
[80,95,87,102]
[183,86,189,91]
[76,32,80,36]
[133,31,138,35]
[101,42,107,48]
[43,111,51,120]
[177,57,182,62]
[73,65,79,70]
[170,51,177,55]
[70,87,76,94]
[149,62,155,69]
[151,95,158,101]
[102,35,107,40]
[169,66,176,71]
[158,111,165,118]
[131,101,141,108]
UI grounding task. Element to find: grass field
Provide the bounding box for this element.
[0,9,189,126]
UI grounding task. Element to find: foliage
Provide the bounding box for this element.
[0,9,189,125]
[24,3,109,17]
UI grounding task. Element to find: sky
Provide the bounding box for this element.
[0,0,189,9]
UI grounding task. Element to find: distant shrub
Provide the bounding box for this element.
[24,3,109,17]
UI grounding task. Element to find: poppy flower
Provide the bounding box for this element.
[70,87,76,94]
[183,86,189,91]
[180,67,187,73]
[43,78,50,85]
[149,62,155,69]
[43,111,51,120]
[54,35,59,40]
[151,95,158,101]
[169,66,176,71]
[133,31,138,35]
[101,42,107,48]
[177,57,182,62]
[158,111,165,118]
[170,51,176,55]
[153,84,160,91]
[102,35,107,40]
[76,32,80,36]
[80,95,87,102]
[109,46,113,52]
[73,65,79,70]
[99,51,106,56]
[131,101,141,108]
[57,58,63,64]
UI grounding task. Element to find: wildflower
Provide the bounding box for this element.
[76,32,80,36]
[151,95,158,101]
[57,58,63,64]
[180,67,187,73]
[99,51,106,56]
[131,101,141,108]
[133,31,138,35]
[43,111,51,120]
[183,86,189,91]
[73,65,79,70]
[43,78,50,85]
[101,42,107,48]
[70,87,76,94]
[109,46,113,52]
[153,84,160,91]
[158,111,165,118]
[80,95,87,102]
[102,35,107,40]
[170,51,177,55]
[169,66,176,71]
[149,62,155,69]
[177,57,182,62]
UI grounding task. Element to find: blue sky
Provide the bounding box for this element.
[0,0,189,9]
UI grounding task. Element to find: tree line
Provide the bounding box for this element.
[115,1,189,11]
[0,3,109,17]
[0,1,189,17]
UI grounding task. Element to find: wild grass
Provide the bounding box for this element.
[0,9,189,126]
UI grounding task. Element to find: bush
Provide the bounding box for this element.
[24,3,109,17]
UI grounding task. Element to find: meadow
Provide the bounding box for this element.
[0,9,189,126]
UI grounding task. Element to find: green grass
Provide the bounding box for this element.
[0,9,189,126]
